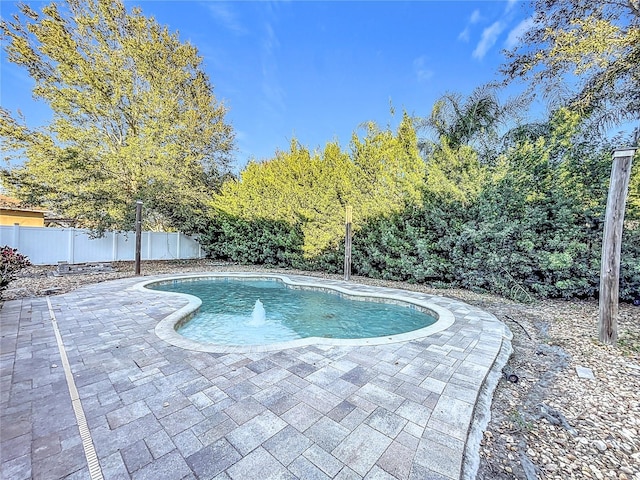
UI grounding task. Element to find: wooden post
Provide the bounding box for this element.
[598,147,636,345]
[135,200,142,276]
[344,206,353,281]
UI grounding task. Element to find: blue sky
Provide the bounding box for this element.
[1,0,537,169]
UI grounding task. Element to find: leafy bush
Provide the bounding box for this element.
[345,127,640,301]
[200,213,305,267]
[1,246,31,292]
[210,116,425,257]
[620,224,640,301]
[200,109,640,302]
[350,203,457,284]
[345,187,639,301]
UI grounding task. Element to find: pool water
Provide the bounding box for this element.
[150,279,437,346]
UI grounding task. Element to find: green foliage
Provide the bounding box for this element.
[1,0,234,234]
[503,0,640,128]
[349,113,425,213]
[424,139,487,205]
[419,84,528,162]
[1,246,31,292]
[434,112,618,299]
[348,110,638,301]
[451,184,602,299]
[210,113,425,256]
[204,105,640,302]
[350,204,457,284]
[200,213,305,267]
[211,140,343,256]
[620,224,640,300]
[422,85,522,150]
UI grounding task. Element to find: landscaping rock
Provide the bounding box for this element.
[576,365,596,379]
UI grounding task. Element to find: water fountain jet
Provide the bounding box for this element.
[249,299,266,326]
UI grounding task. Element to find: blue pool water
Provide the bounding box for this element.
[150,278,437,346]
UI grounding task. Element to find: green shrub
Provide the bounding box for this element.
[350,204,456,283]
[198,110,640,302]
[620,224,640,301]
[200,213,305,267]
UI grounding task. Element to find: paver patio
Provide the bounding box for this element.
[0,273,511,479]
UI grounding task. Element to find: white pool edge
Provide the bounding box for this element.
[133,273,456,353]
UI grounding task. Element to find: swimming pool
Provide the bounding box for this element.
[149,278,437,345]
[140,273,456,352]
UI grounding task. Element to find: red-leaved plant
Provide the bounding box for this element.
[1,246,31,291]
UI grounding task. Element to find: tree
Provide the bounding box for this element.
[419,84,527,158]
[349,112,425,214]
[1,0,234,233]
[423,138,487,206]
[211,139,351,256]
[503,0,640,130]
[211,114,425,257]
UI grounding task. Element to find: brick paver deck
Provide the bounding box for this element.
[0,273,511,479]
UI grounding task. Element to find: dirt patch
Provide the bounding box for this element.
[3,260,639,479]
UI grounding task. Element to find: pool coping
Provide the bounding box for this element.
[136,273,456,354]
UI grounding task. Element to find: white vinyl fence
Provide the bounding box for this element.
[0,225,204,265]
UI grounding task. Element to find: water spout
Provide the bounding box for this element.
[249,299,266,326]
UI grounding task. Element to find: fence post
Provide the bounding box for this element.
[176,233,181,260]
[111,231,118,261]
[598,147,636,345]
[135,200,142,275]
[68,228,75,264]
[12,223,20,249]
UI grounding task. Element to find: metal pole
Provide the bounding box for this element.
[344,206,352,281]
[135,200,142,276]
[598,147,636,345]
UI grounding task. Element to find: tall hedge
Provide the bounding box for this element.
[209,114,425,257]
[346,113,639,301]
[201,110,640,301]
[200,213,305,267]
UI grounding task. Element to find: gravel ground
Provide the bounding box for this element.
[3,259,639,480]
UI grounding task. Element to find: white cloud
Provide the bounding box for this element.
[472,21,505,60]
[260,22,285,116]
[262,22,279,58]
[504,16,535,49]
[206,3,247,35]
[458,9,481,42]
[413,56,433,82]
[505,0,518,13]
